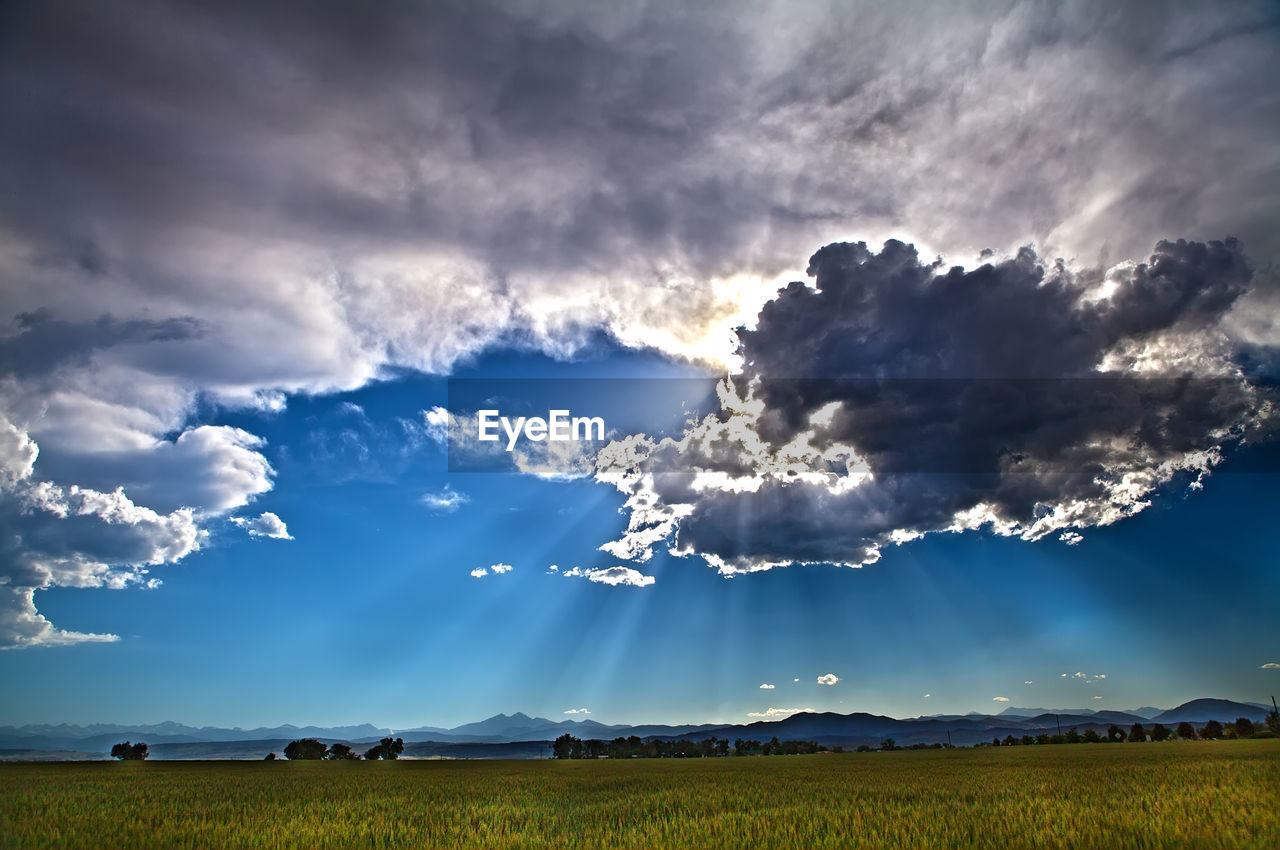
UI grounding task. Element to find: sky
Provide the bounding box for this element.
[0,0,1278,729]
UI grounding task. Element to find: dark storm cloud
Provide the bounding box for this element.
[0,311,202,379]
[598,238,1276,571]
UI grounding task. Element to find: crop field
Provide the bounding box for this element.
[1,740,1276,848]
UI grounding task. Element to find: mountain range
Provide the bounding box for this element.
[0,699,1270,760]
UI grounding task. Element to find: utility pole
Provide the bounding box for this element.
[1055,714,1062,736]
[946,730,952,748]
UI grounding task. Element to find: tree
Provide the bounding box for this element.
[1234,717,1255,738]
[1106,725,1125,742]
[1176,722,1196,740]
[1082,728,1101,743]
[1199,720,1223,740]
[264,752,277,760]
[327,743,359,760]
[284,738,328,760]
[552,733,581,759]
[1267,711,1280,735]
[1128,723,1146,742]
[880,738,897,751]
[1150,724,1171,742]
[110,741,148,760]
[365,737,405,760]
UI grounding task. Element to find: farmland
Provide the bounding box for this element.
[1,741,1276,848]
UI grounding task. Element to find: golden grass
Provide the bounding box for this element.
[1,740,1276,848]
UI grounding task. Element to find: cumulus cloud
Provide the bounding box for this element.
[993,696,1010,703]
[563,708,591,715]
[759,683,775,689]
[0,420,206,647]
[490,563,513,574]
[747,707,813,719]
[231,512,292,540]
[595,238,1274,574]
[1261,662,1280,669]
[923,693,931,698]
[420,485,469,513]
[0,587,120,651]
[1024,681,1034,685]
[469,568,489,578]
[817,674,839,686]
[562,566,655,587]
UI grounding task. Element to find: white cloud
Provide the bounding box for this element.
[471,563,512,578]
[422,407,450,447]
[1024,681,1033,685]
[546,565,559,573]
[1092,695,1104,700]
[420,485,469,513]
[231,511,293,540]
[1261,662,1280,669]
[0,425,207,648]
[0,587,120,650]
[759,683,775,690]
[747,707,813,719]
[793,678,800,683]
[562,566,655,588]
[923,693,931,698]
[993,696,1010,703]
[1059,531,1083,546]
[1062,671,1107,683]
[563,708,590,715]
[817,673,839,686]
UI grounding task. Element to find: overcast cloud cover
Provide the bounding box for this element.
[1,0,1278,646]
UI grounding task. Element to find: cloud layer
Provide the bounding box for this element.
[1,0,1277,644]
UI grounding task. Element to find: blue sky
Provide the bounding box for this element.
[2,340,1277,729]
[1,1,1278,729]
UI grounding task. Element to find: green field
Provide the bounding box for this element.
[2,741,1276,848]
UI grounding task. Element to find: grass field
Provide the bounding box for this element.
[1,740,1276,848]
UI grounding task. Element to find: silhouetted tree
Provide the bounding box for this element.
[552,733,580,759]
[110,741,148,760]
[327,743,359,760]
[1128,723,1146,742]
[1266,710,1280,735]
[264,752,276,760]
[880,738,896,751]
[364,737,405,760]
[1150,724,1171,742]
[1199,720,1223,740]
[1176,721,1196,740]
[1106,725,1125,742]
[284,738,328,760]
[1234,717,1255,738]
[1083,728,1101,743]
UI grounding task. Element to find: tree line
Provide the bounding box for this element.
[270,736,406,760]
[107,710,1280,761]
[984,715,1279,747]
[552,734,827,758]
